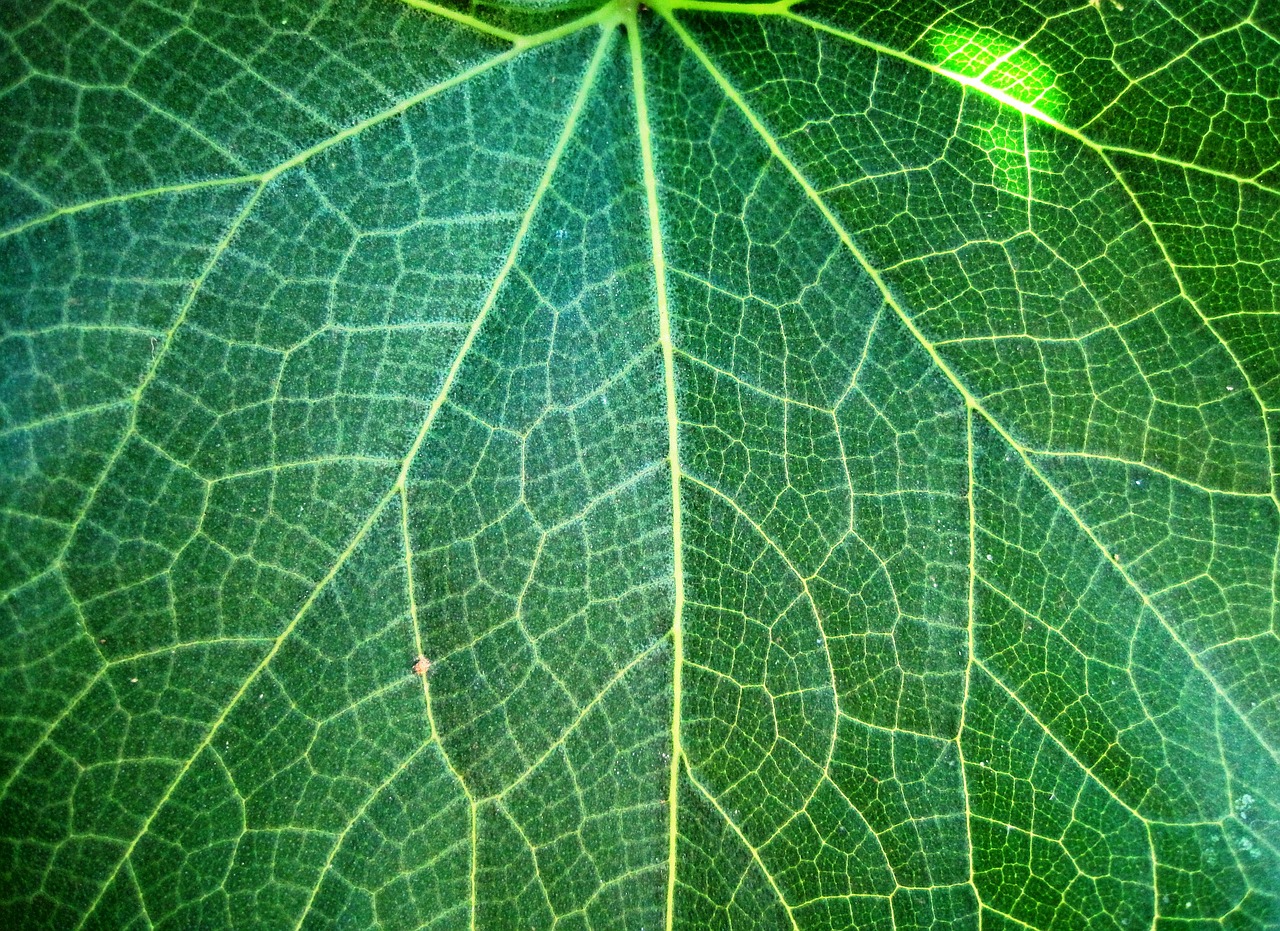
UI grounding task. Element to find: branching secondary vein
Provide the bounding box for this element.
[660,0,1280,788]
[65,26,616,928]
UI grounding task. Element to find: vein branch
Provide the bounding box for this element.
[784,12,1280,197]
[684,759,801,931]
[69,26,615,926]
[662,7,1280,776]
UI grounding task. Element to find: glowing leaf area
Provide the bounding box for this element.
[2,0,1277,929]
[927,21,1065,119]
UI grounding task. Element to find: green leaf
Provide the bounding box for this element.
[2,0,1278,928]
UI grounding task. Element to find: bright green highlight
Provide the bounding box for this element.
[928,22,1064,119]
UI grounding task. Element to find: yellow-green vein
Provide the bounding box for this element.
[68,27,615,927]
[661,10,1280,773]
[625,14,687,930]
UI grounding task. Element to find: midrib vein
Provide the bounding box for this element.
[625,15,686,931]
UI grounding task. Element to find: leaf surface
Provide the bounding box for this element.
[2,0,1278,928]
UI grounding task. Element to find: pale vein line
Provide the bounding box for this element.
[625,13,688,931]
[535,460,667,537]
[0,169,258,243]
[125,861,155,930]
[1026,448,1273,500]
[104,638,276,666]
[673,345,833,413]
[172,26,344,131]
[980,901,1043,929]
[677,472,852,882]
[0,666,106,800]
[10,3,1269,925]
[69,25,612,927]
[681,471,841,712]
[836,709,940,743]
[657,0,1280,198]
[70,485,392,931]
[289,739,435,931]
[661,9,1280,778]
[0,507,69,528]
[208,455,400,484]
[684,759,801,930]
[401,483,479,931]
[6,40,545,603]
[339,28,614,930]
[397,0,523,44]
[116,83,246,167]
[957,405,981,908]
[390,28,614,491]
[1095,146,1279,509]
[15,179,263,618]
[0,17,600,786]
[0,8,613,243]
[971,658,1152,827]
[491,635,668,802]
[491,800,558,917]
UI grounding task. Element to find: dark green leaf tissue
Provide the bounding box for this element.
[2,0,1278,927]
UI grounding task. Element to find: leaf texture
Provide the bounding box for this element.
[1,0,1278,928]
